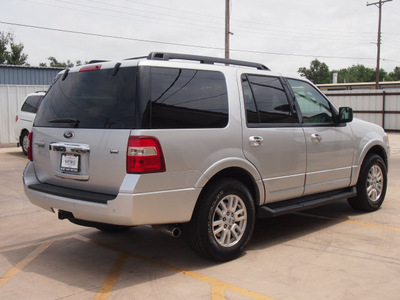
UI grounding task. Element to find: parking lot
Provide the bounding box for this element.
[1,135,400,300]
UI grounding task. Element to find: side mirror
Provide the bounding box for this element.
[338,107,353,123]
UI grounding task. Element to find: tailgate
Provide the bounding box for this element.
[32,128,131,195]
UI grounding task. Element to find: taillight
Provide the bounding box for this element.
[127,136,165,174]
[28,132,33,161]
[15,115,18,122]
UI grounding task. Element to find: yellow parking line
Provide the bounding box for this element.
[0,240,53,288]
[211,281,225,300]
[76,235,275,300]
[295,212,400,231]
[94,253,129,300]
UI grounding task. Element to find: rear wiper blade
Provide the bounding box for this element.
[49,118,80,127]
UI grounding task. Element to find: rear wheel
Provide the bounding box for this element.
[21,131,29,156]
[187,179,255,261]
[348,154,387,212]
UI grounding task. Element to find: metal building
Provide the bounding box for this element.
[0,65,63,85]
[1,65,64,144]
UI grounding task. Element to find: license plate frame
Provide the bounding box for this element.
[60,153,80,173]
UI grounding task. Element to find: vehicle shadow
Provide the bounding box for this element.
[249,199,366,250]
[2,148,27,159]
[0,199,365,297]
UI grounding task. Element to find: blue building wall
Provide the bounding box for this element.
[0,65,64,85]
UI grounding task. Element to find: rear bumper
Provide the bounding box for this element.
[23,162,200,226]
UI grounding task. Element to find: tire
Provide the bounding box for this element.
[21,131,29,156]
[187,178,255,262]
[348,154,387,212]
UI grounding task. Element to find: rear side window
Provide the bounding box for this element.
[21,95,44,113]
[140,67,228,129]
[242,74,295,125]
[34,67,137,129]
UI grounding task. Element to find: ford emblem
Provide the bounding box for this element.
[63,131,75,139]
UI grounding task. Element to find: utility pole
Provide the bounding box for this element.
[367,0,392,89]
[225,0,230,59]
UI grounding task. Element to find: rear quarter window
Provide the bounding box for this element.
[139,67,229,129]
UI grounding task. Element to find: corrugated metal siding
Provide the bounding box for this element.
[325,89,400,131]
[0,65,63,85]
[0,85,49,144]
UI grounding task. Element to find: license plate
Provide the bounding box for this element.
[60,154,80,173]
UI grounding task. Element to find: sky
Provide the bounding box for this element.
[0,0,399,74]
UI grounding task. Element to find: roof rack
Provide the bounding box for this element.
[147,52,270,71]
[88,60,110,64]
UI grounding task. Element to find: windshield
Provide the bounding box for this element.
[34,66,137,129]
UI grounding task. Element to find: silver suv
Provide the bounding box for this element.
[23,52,389,261]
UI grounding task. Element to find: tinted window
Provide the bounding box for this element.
[141,67,228,129]
[242,75,294,124]
[21,95,44,113]
[287,79,334,124]
[34,67,136,129]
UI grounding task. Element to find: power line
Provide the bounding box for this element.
[61,0,224,28]
[17,0,380,45]
[24,0,224,32]
[22,0,379,40]
[0,20,377,62]
[0,20,223,49]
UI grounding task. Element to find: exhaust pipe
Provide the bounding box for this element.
[152,225,181,238]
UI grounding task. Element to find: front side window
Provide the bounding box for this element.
[141,67,228,129]
[287,79,334,124]
[242,74,294,125]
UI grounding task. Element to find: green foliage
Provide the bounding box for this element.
[0,32,9,64]
[0,31,28,65]
[298,59,331,84]
[40,57,86,68]
[333,64,387,83]
[299,59,399,84]
[44,56,74,68]
[387,67,400,81]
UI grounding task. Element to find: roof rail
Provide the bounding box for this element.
[88,60,109,64]
[147,52,270,71]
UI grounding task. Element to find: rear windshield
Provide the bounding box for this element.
[34,67,137,129]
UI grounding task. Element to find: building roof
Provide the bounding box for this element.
[0,64,64,85]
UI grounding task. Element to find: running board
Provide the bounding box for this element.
[257,187,357,218]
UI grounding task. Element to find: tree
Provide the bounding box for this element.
[387,67,400,81]
[0,32,9,64]
[1,31,28,65]
[5,35,28,65]
[39,58,87,68]
[0,31,28,65]
[298,59,331,84]
[334,65,388,83]
[45,56,74,68]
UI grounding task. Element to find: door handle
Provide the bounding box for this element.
[311,133,322,143]
[249,136,264,147]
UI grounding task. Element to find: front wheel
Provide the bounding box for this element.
[348,154,387,212]
[187,179,255,261]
